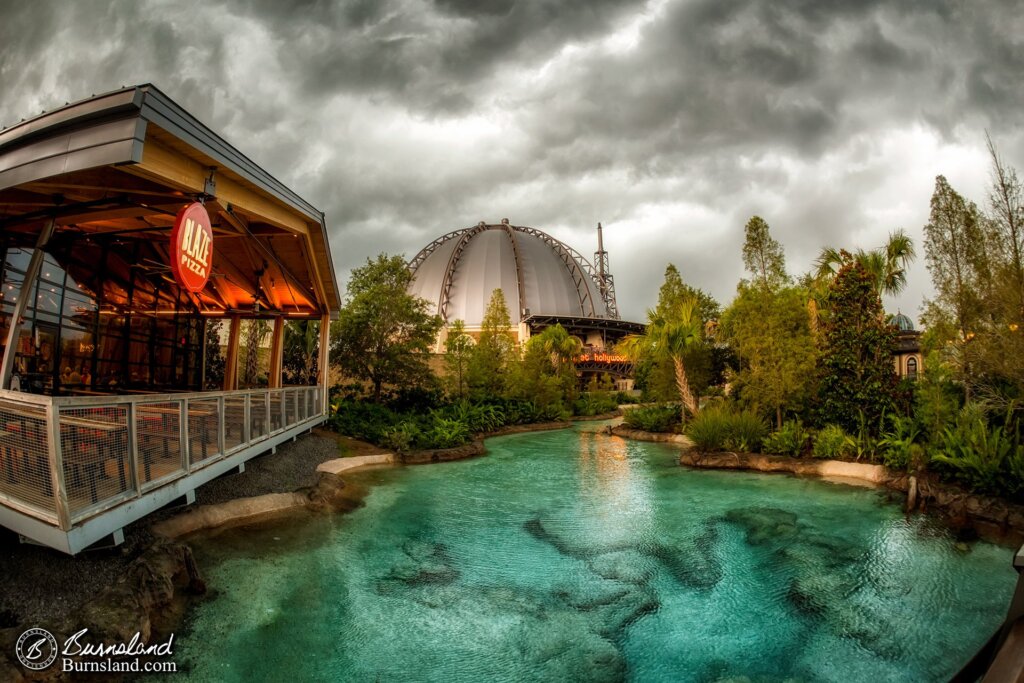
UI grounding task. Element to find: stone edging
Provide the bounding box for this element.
[610,425,693,446]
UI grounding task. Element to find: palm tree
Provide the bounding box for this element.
[814,229,916,297]
[618,296,703,423]
[809,230,916,335]
[531,324,583,373]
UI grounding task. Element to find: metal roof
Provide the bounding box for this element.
[0,84,340,313]
[408,222,620,326]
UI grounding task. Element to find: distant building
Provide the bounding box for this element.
[889,312,922,379]
[407,220,642,389]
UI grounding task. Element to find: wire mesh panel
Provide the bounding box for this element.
[297,389,307,421]
[135,402,184,488]
[249,392,268,441]
[59,405,131,518]
[188,399,221,467]
[285,389,298,427]
[269,391,284,433]
[224,395,246,452]
[0,399,56,518]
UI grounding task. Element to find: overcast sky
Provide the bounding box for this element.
[2,0,1022,323]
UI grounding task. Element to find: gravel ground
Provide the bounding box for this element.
[0,430,343,630]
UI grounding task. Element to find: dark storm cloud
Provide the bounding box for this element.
[2,0,1023,320]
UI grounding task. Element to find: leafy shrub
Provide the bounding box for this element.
[445,401,506,433]
[930,406,1024,496]
[329,400,400,443]
[813,425,852,459]
[623,404,680,433]
[877,414,922,471]
[380,420,421,454]
[763,419,810,456]
[685,408,768,453]
[422,416,471,449]
[685,409,730,452]
[723,410,768,453]
[573,392,619,417]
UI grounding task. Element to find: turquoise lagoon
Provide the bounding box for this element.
[173,423,1015,682]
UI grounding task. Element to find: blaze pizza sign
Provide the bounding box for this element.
[171,202,213,293]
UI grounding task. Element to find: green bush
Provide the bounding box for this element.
[623,404,680,433]
[330,400,400,443]
[422,416,471,449]
[685,408,768,453]
[723,410,768,453]
[380,420,421,454]
[573,392,619,417]
[444,401,506,433]
[930,406,1024,496]
[763,419,810,456]
[813,425,852,459]
[877,414,922,471]
[685,409,730,452]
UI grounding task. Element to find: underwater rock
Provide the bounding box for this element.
[723,507,800,545]
[523,517,636,559]
[648,523,723,591]
[377,540,461,592]
[510,614,626,683]
[587,550,656,585]
[593,585,660,641]
[554,576,632,612]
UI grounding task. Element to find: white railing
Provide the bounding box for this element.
[0,386,324,531]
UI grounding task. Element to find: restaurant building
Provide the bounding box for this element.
[0,85,340,553]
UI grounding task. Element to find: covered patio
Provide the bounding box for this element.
[0,85,339,554]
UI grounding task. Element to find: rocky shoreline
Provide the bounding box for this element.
[610,424,1024,547]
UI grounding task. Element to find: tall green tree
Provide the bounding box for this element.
[331,254,442,402]
[987,133,1024,317]
[921,175,985,397]
[641,264,720,403]
[816,259,897,434]
[467,289,516,398]
[508,324,583,417]
[619,295,703,423]
[742,216,788,292]
[720,285,817,429]
[443,319,473,399]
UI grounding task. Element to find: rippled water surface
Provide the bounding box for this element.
[175,424,1015,682]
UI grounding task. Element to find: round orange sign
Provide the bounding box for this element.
[171,202,213,293]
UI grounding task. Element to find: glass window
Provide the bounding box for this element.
[907,356,918,379]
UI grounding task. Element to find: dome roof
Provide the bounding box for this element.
[408,222,617,326]
[889,312,915,332]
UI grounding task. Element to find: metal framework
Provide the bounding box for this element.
[593,222,619,318]
[408,222,622,322]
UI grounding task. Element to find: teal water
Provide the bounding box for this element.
[173,424,1015,682]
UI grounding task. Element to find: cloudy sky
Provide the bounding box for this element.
[2,0,1022,323]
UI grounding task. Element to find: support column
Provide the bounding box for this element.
[1,218,56,389]
[223,316,241,391]
[268,317,284,389]
[318,313,331,415]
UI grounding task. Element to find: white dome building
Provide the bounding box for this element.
[408,219,618,325]
[408,220,642,364]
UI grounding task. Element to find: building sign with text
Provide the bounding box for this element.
[171,202,213,293]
